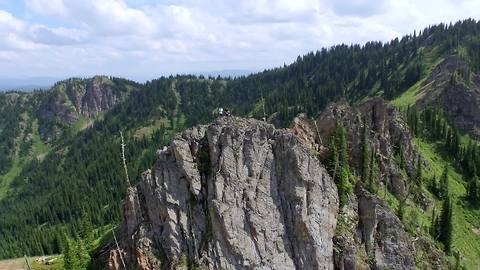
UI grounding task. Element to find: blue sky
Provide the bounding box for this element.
[0,0,479,81]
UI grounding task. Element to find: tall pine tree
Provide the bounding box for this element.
[469,174,479,202]
[438,196,453,254]
[440,166,449,199]
[330,120,353,207]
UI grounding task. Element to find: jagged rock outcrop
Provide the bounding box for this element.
[315,98,417,198]
[417,56,480,138]
[331,187,418,270]
[37,76,132,140]
[357,189,416,269]
[102,101,449,269]
[107,117,339,269]
[304,98,446,269]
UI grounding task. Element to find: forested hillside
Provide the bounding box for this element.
[1,19,480,268]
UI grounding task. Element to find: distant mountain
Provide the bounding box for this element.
[0,77,61,91]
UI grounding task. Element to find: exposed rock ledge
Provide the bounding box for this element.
[107,116,339,269]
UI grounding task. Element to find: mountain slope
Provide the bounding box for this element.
[0,19,480,269]
[414,56,480,138]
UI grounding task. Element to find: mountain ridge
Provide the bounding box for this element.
[1,19,480,269]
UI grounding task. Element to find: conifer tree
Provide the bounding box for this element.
[330,120,353,207]
[78,210,93,242]
[438,196,453,254]
[77,238,91,269]
[469,174,479,202]
[440,166,449,199]
[338,167,352,207]
[63,235,80,270]
[63,234,91,270]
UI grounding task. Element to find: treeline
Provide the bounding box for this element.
[227,19,480,126]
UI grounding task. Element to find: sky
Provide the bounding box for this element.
[0,0,479,81]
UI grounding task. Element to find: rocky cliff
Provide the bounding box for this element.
[37,76,133,141]
[416,56,480,138]
[315,98,418,198]
[101,99,447,269]
[104,116,338,269]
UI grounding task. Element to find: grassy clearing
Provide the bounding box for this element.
[0,256,61,270]
[134,119,168,139]
[391,79,427,108]
[413,138,480,269]
[0,157,25,201]
[72,116,92,134]
[391,47,445,108]
[31,119,49,158]
[30,256,63,270]
[0,118,49,200]
[89,224,115,254]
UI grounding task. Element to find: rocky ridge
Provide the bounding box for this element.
[37,76,132,141]
[416,56,480,138]
[102,98,447,269]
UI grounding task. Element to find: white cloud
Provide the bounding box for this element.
[25,0,67,17]
[0,0,478,79]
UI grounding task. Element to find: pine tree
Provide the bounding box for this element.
[63,235,80,270]
[78,210,93,242]
[338,167,353,207]
[469,174,479,202]
[330,120,353,207]
[438,196,453,254]
[77,238,91,269]
[440,166,449,199]
[63,234,90,270]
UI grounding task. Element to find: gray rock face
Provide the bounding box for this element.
[104,106,449,270]
[417,56,480,138]
[315,98,417,198]
[357,189,416,270]
[109,117,339,269]
[332,188,419,270]
[37,76,128,141]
